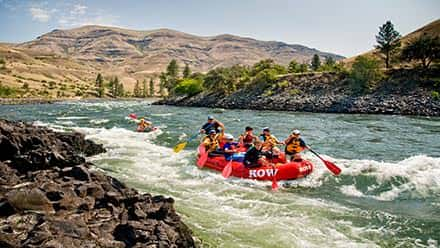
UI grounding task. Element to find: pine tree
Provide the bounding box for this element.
[375,20,401,68]
[183,64,191,78]
[311,54,321,71]
[117,80,124,97]
[142,79,148,97]
[149,78,154,96]
[133,80,141,97]
[166,59,179,78]
[95,73,104,97]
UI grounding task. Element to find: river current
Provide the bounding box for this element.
[1,99,439,247]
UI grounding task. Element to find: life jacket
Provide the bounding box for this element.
[203,136,219,152]
[242,133,254,144]
[260,134,277,150]
[285,137,304,154]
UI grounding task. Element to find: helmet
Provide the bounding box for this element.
[209,130,216,134]
[224,133,234,140]
[292,129,300,135]
[263,127,270,132]
[208,115,214,120]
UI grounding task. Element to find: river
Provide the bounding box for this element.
[1,99,439,248]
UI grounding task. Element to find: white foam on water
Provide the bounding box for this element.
[336,155,440,201]
[89,119,109,125]
[74,126,393,247]
[56,116,88,120]
[54,120,76,126]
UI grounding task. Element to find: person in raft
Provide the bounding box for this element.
[223,134,245,162]
[202,129,225,156]
[259,127,283,158]
[200,115,225,134]
[238,126,258,149]
[137,118,152,132]
[283,129,307,162]
[243,140,269,168]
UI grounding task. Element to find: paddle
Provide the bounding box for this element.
[174,122,215,153]
[307,148,341,175]
[222,158,233,178]
[197,144,209,168]
[173,132,200,153]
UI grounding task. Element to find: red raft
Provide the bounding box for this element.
[199,153,314,181]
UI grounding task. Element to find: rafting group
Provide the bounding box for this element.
[129,113,340,189]
[187,116,341,189]
[199,115,307,168]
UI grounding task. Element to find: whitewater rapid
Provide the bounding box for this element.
[2,99,438,247]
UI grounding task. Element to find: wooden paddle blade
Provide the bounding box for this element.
[324,160,341,175]
[222,161,233,178]
[173,142,187,153]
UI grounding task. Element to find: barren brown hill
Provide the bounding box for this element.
[344,18,440,66]
[0,25,343,98]
[18,25,344,73]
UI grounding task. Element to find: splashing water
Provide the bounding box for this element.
[1,99,439,247]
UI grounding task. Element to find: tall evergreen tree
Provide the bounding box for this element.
[95,73,104,97]
[149,78,154,96]
[133,80,141,97]
[311,54,321,71]
[375,20,401,68]
[166,59,179,79]
[142,79,148,97]
[183,64,191,78]
[117,80,124,97]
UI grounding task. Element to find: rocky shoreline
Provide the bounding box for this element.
[154,72,440,116]
[0,119,195,247]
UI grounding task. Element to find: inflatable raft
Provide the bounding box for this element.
[198,151,314,181]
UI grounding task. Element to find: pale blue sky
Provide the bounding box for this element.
[0,0,439,57]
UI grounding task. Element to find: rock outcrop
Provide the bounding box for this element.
[0,119,195,248]
[155,71,440,116]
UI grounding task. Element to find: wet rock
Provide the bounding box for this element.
[0,119,196,247]
[6,188,54,214]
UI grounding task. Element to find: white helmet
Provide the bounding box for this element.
[292,129,301,135]
[224,133,234,140]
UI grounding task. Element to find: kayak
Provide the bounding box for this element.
[198,153,314,181]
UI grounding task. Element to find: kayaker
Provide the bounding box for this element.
[239,126,258,148]
[243,140,268,168]
[137,118,152,132]
[283,129,307,162]
[259,127,282,153]
[200,116,224,134]
[292,153,303,162]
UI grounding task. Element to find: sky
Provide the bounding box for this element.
[0,0,439,57]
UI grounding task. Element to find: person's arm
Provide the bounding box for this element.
[215,120,225,130]
[300,138,307,148]
[284,135,293,145]
[273,135,283,145]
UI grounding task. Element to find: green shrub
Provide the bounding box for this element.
[0,83,19,97]
[277,80,289,89]
[174,78,203,96]
[432,91,440,100]
[22,82,29,90]
[263,90,274,96]
[289,89,302,95]
[349,56,383,93]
